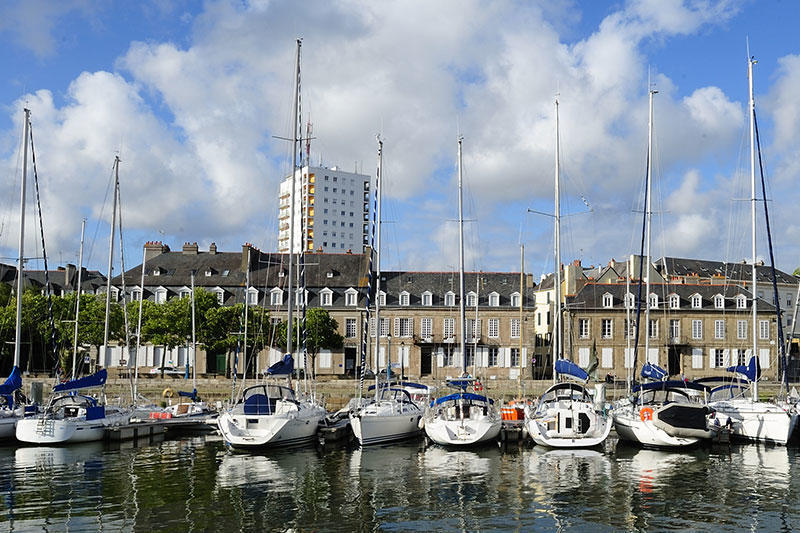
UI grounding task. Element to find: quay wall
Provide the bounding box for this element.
[25,373,796,411]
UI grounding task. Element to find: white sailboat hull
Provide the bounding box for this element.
[16,409,131,444]
[217,401,326,449]
[525,403,612,448]
[424,416,501,446]
[613,406,700,448]
[709,399,797,445]
[350,407,422,446]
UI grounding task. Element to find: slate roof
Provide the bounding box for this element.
[659,257,798,285]
[568,282,776,312]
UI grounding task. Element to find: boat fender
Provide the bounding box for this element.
[418,417,425,429]
[639,407,654,422]
[162,388,175,399]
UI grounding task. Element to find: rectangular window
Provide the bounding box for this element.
[510,348,520,367]
[443,318,455,339]
[465,345,474,367]
[488,347,498,367]
[625,319,636,339]
[345,292,357,306]
[579,319,590,339]
[715,349,725,367]
[714,320,725,340]
[488,318,499,338]
[737,320,747,340]
[669,319,679,341]
[443,347,454,367]
[510,319,520,339]
[421,318,433,339]
[398,318,413,337]
[345,318,357,338]
[759,320,769,340]
[601,319,612,339]
[648,319,659,339]
[692,319,703,340]
[737,348,747,365]
[321,292,331,306]
[370,318,390,337]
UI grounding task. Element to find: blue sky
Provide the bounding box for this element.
[1,0,800,281]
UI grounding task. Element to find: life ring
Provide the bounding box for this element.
[640,407,654,422]
[162,388,175,399]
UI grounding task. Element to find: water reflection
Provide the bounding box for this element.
[0,435,799,531]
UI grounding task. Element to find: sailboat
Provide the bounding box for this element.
[17,156,132,444]
[349,137,428,446]
[612,90,713,448]
[422,136,502,447]
[216,39,326,449]
[162,270,215,424]
[524,98,611,448]
[702,54,796,445]
[0,109,34,440]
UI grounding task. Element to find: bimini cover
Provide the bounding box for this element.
[0,366,22,395]
[53,369,107,392]
[726,355,760,382]
[431,392,493,407]
[641,362,668,381]
[267,354,294,375]
[555,359,588,382]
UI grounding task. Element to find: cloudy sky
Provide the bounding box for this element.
[1,0,799,280]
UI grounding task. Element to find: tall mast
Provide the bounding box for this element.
[644,89,656,368]
[14,109,30,370]
[457,136,466,376]
[287,39,301,363]
[243,248,250,390]
[553,97,562,384]
[133,247,146,402]
[102,156,120,369]
[749,54,758,402]
[191,269,197,392]
[72,219,86,380]
[373,136,383,398]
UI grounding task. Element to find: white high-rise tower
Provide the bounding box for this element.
[278,165,370,254]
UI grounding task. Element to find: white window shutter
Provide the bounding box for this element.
[393,318,400,338]
[601,348,613,368]
[722,349,730,367]
[709,348,716,368]
[505,348,512,368]
[521,347,528,367]
[436,348,444,368]
[745,348,753,365]
[759,348,771,369]
[578,347,590,367]
[647,348,658,366]
[692,348,703,369]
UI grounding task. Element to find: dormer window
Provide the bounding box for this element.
[320,288,333,306]
[345,288,358,306]
[247,287,258,306]
[378,291,386,307]
[179,288,191,299]
[669,294,680,309]
[205,269,212,277]
[326,271,334,278]
[489,292,500,307]
[466,292,477,307]
[648,294,658,309]
[399,291,410,306]
[153,269,160,276]
[422,291,432,306]
[511,292,521,307]
[691,294,702,309]
[736,294,747,309]
[714,294,724,309]
[155,287,167,304]
[445,291,456,307]
[110,287,119,302]
[270,288,283,306]
[132,288,142,302]
[625,293,634,309]
[602,293,613,308]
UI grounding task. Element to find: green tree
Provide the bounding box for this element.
[275,308,343,378]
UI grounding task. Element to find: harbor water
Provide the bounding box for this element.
[1,434,798,532]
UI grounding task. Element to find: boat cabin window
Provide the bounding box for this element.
[640,388,692,405]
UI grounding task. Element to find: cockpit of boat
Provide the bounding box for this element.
[540,383,592,403]
[236,384,298,415]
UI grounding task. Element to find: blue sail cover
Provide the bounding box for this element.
[641,362,668,381]
[0,366,22,395]
[726,355,760,382]
[431,392,494,407]
[178,388,198,401]
[267,354,294,375]
[555,359,588,382]
[53,369,107,392]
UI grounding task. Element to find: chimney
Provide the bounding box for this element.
[65,264,77,289]
[241,243,252,271]
[182,242,199,255]
[144,241,170,263]
[209,242,217,255]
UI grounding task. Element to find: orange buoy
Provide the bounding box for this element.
[640,406,654,422]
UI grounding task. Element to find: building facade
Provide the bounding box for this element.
[278,165,370,254]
